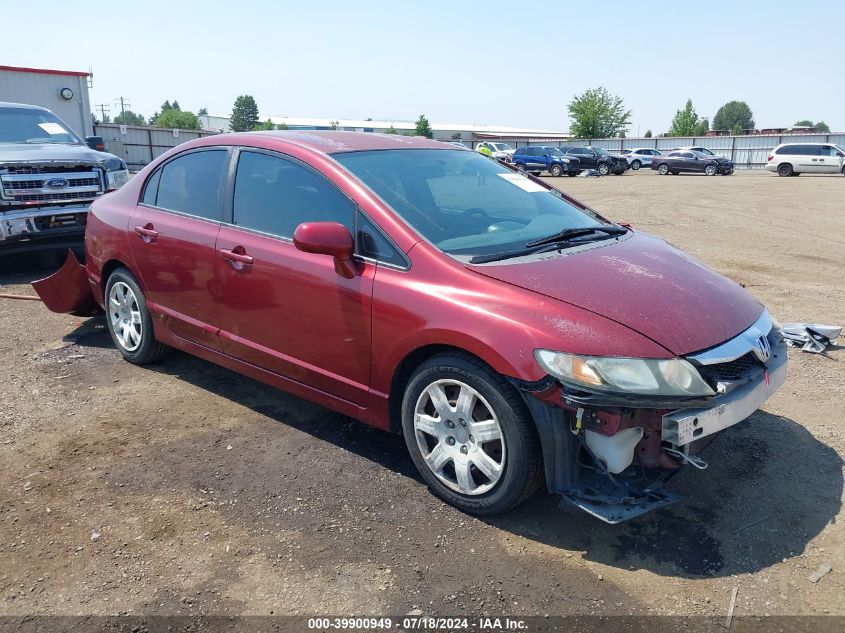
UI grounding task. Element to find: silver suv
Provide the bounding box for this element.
[766,143,845,177]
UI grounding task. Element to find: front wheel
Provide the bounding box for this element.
[401,353,543,515]
[597,163,610,176]
[630,160,641,170]
[104,268,169,365]
[550,164,563,177]
[704,164,717,176]
[657,163,669,175]
[515,163,527,172]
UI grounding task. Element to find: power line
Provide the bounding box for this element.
[94,103,110,122]
[114,97,131,122]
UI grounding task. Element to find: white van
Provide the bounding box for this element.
[766,143,845,176]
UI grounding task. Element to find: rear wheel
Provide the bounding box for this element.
[777,163,793,177]
[657,163,669,175]
[104,268,169,365]
[550,164,563,177]
[630,159,641,170]
[401,353,543,515]
[597,163,610,176]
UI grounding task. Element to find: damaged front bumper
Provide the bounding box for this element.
[519,335,788,523]
[0,205,89,253]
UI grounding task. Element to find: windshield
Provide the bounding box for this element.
[548,147,565,156]
[593,147,609,157]
[491,143,513,152]
[0,108,82,145]
[334,149,603,259]
[695,148,715,156]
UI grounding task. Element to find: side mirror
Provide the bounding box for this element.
[86,136,105,151]
[293,222,358,278]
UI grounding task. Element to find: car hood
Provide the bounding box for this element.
[0,142,115,166]
[468,232,763,356]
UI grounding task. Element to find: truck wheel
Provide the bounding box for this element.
[777,163,793,177]
[657,163,669,175]
[550,164,563,177]
[597,163,610,176]
[104,268,169,365]
[630,160,641,170]
[704,164,717,176]
[401,353,543,515]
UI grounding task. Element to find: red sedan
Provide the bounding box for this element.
[35,131,786,522]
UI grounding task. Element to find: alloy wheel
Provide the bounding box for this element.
[108,281,143,352]
[657,164,669,175]
[705,164,717,176]
[413,379,506,496]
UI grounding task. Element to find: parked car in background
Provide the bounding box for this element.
[623,148,663,170]
[652,150,734,176]
[476,142,515,161]
[34,130,786,523]
[675,146,725,158]
[562,146,629,175]
[766,143,845,176]
[0,102,129,255]
[511,146,580,176]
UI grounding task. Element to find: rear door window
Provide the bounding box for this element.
[232,150,355,238]
[156,149,227,221]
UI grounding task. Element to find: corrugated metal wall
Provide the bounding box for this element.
[94,124,218,170]
[514,133,845,169]
[0,68,92,137]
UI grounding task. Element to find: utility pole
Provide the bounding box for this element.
[94,103,110,123]
[114,97,131,123]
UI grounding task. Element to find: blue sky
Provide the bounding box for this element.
[2,0,842,133]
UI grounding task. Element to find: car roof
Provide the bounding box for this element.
[0,101,49,111]
[237,130,449,154]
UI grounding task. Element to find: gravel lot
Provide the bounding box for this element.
[0,170,842,622]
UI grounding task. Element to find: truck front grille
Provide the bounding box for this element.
[0,166,104,205]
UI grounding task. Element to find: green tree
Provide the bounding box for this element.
[731,123,743,136]
[385,124,398,134]
[692,118,710,137]
[794,119,814,127]
[230,95,260,132]
[667,99,699,137]
[153,109,201,130]
[414,114,433,138]
[713,101,754,132]
[113,110,146,126]
[815,121,831,133]
[253,119,275,131]
[644,129,652,138]
[567,87,631,138]
[795,120,830,132]
[197,107,208,116]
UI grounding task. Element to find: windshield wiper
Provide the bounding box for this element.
[524,225,627,248]
[469,243,562,265]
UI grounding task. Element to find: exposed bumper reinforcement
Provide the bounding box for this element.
[663,340,787,446]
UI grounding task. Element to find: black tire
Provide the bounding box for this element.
[401,353,544,515]
[630,160,641,170]
[515,162,527,172]
[530,171,541,176]
[777,163,793,177]
[104,267,169,365]
[597,162,610,176]
[841,166,845,176]
[657,163,669,175]
[550,164,563,177]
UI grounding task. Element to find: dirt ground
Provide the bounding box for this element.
[0,170,842,623]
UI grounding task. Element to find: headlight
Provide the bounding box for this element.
[104,157,129,191]
[534,350,715,397]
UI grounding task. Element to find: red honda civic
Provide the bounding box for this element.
[36,131,786,522]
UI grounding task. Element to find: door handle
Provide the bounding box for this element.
[219,247,254,268]
[134,224,158,242]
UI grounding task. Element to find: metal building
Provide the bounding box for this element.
[0,65,93,138]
